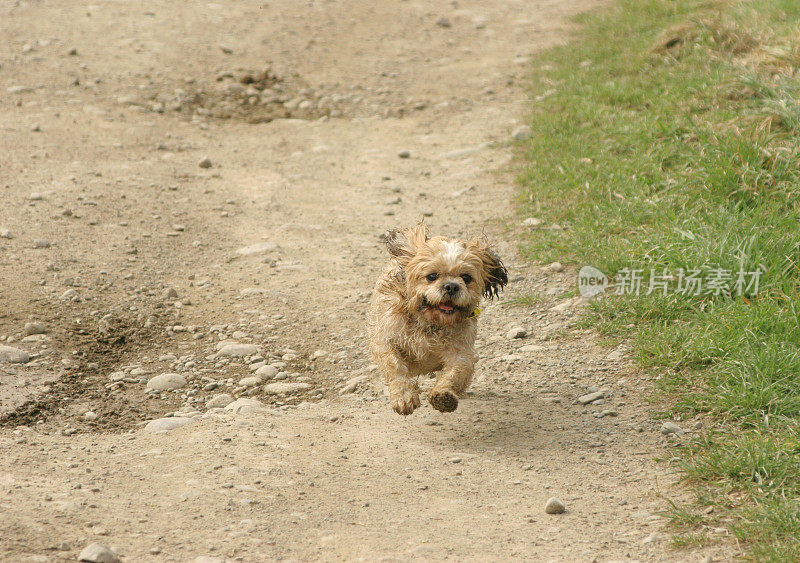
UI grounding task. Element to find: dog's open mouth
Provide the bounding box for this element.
[422,297,464,316]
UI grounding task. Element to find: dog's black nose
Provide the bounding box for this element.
[443,282,459,294]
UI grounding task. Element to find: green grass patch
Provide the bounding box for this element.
[519,0,800,558]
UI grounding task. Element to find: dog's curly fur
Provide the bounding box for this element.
[369,223,508,415]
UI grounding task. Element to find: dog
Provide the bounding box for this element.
[368,223,508,415]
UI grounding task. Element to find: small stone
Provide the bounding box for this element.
[642,533,659,544]
[544,497,565,514]
[146,372,187,392]
[60,288,78,301]
[0,345,29,364]
[254,364,279,379]
[397,150,411,159]
[235,241,278,256]
[577,391,604,405]
[162,287,179,299]
[506,326,527,340]
[512,125,532,141]
[522,217,542,227]
[198,156,213,168]
[436,16,452,27]
[449,457,462,464]
[23,322,46,335]
[224,398,265,414]
[264,382,312,395]
[239,376,260,387]
[660,422,684,436]
[206,393,234,409]
[172,224,186,232]
[78,543,119,563]
[144,417,194,433]
[68,47,78,55]
[83,411,98,421]
[693,421,703,431]
[217,343,258,357]
[339,374,368,395]
[30,124,41,132]
[33,239,51,248]
[0,228,12,239]
[219,44,234,54]
[548,262,565,273]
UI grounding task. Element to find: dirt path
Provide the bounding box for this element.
[0,1,731,561]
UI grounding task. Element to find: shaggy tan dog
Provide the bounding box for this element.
[369,223,508,415]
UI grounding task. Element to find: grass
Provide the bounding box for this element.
[518,0,800,559]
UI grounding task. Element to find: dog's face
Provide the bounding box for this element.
[385,224,507,326]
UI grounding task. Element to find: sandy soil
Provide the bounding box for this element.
[0,1,733,561]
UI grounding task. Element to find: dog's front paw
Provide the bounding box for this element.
[391,387,420,416]
[429,389,458,413]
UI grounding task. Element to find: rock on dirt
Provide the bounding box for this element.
[146,373,187,392]
[545,497,566,514]
[660,422,685,436]
[577,391,604,405]
[206,393,235,409]
[234,242,278,256]
[144,417,195,433]
[223,398,266,414]
[78,542,119,563]
[23,322,46,335]
[264,382,312,395]
[0,345,30,364]
[216,343,259,357]
[506,326,527,339]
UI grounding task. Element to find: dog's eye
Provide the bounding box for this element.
[426,273,439,282]
[461,273,472,284]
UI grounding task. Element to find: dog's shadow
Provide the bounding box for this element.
[418,390,579,458]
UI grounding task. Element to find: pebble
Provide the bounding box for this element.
[235,241,278,256]
[239,376,260,387]
[0,345,30,364]
[0,228,12,239]
[264,382,312,395]
[506,326,527,340]
[436,16,452,27]
[548,262,565,273]
[78,543,119,563]
[146,372,187,392]
[544,497,565,514]
[23,322,46,335]
[198,156,213,168]
[206,393,234,409]
[512,125,532,140]
[33,239,51,248]
[577,391,604,405]
[217,343,259,357]
[397,150,411,158]
[60,288,78,301]
[224,398,266,414]
[83,411,98,421]
[522,217,542,227]
[660,422,684,436]
[339,374,368,395]
[254,364,279,379]
[144,417,194,433]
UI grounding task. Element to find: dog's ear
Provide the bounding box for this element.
[468,237,508,299]
[384,223,429,264]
